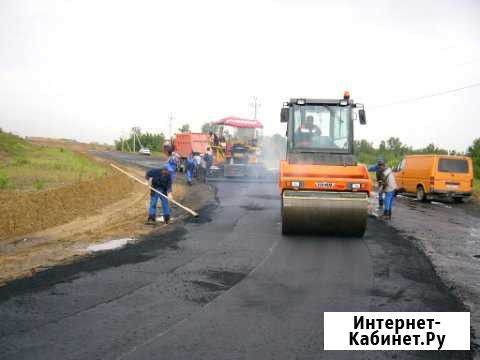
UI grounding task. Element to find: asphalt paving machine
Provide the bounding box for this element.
[279,92,372,236]
[207,116,269,180]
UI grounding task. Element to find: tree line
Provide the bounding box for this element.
[114,125,194,152]
[113,127,479,179]
[355,137,480,177]
[258,134,480,178]
[114,131,166,152]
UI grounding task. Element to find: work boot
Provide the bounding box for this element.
[145,215,156,225]
[164,214,170,224]
[382,210,392,220]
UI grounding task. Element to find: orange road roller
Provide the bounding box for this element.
[279,92,372,236]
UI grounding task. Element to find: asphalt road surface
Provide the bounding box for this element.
[0,152,472,360]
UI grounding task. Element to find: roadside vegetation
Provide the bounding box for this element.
[114,126,193,157]
[356,137,451,168]
[114,127,166,153]
[0,131,109,191]
[114,124,480,190]
[258,133,480,197]
[474,179,480,199]
[355,137,480,178]
[358,137,480,199]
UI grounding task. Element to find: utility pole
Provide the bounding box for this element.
[131,127,141,153]
[250,96,261,120]
[135,131,143,149]
[168,113,175,139]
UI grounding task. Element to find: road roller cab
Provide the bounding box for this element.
[279,92,372,236]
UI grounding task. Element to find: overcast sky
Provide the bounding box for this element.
[1,0,479,151]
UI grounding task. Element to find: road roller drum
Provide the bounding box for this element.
[281,191,368,236]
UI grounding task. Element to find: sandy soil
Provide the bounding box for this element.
[0,164,213,286]
[0,173,133,239]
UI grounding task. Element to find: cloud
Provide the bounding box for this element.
[0,0,479,150]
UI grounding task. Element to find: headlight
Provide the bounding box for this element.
[290,181,303,188]
[351,183,361,189]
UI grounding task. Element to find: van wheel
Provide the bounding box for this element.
[453,197,463,204]
[416,185,427,202]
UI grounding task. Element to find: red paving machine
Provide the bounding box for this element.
[207,116,269,180]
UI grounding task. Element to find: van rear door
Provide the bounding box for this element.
[434,157,472,193]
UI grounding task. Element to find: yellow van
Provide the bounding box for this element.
[394,155,474,202]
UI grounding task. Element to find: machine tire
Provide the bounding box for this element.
[453,197,463,204]
[416,185,427,202]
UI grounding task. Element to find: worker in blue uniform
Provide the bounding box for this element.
[166,151,177,193]
[185,153,196,185]
[145,164,172,224]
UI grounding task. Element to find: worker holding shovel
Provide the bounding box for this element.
[145,164,172,224]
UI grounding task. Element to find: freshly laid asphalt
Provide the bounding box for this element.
[0,153,472,360]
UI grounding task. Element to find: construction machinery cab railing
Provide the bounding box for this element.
[279,92,372,236]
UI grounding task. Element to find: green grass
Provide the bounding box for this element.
[0,132,110,191]
[150,151,167,159]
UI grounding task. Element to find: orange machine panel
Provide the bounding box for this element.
[279,160,372,194]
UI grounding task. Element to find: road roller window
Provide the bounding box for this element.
[292,105,352,151]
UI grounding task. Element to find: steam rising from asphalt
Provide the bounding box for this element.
[260,135,286,171]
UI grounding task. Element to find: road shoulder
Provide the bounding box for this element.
[0,163,213,286]
[374,193,480,352]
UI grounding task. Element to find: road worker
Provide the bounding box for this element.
[193,152,202,177]
[145,164,172,224]
[204,148,213,176]
[166,151,177,194]
[185,153,196,185]
[368,159,386,208]
[378,161,398,220]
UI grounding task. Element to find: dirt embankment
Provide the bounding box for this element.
[0,174,133,240]
[0,160,213,285]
